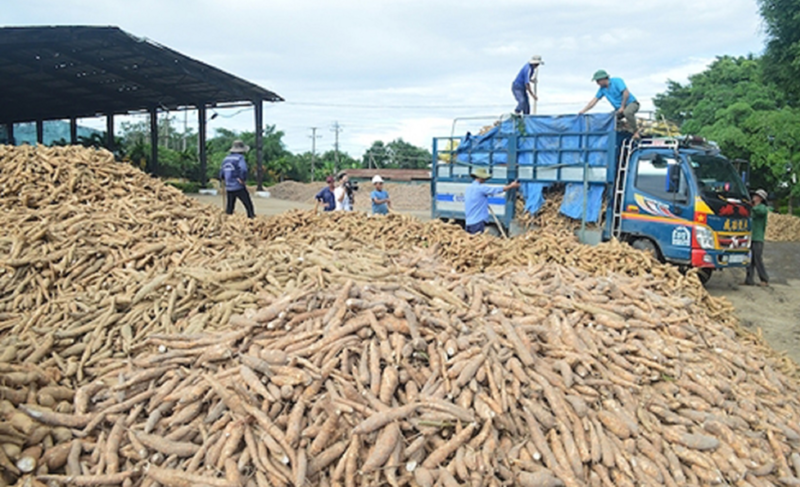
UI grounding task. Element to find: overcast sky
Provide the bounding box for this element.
[2,0,765,157]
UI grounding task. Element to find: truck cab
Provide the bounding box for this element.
[431,113,751,282]
[618,137,751,280]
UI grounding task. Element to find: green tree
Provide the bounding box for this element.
[653,55,800,210]
[743,108,800,213]
[758,0,800,104]
[654,56,785,134]
[362,138,431,169]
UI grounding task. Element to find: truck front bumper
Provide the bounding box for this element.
[691,249,750,269]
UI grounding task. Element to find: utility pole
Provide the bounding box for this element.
[331,121,343,173]
[309,127,321,182]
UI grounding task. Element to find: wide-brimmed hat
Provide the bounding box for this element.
[230,140,249,153]
[592,69,609,81]
[471,167,491,179]
[372,175,384,184]
[754,189,768,201]
[530,55,544,65]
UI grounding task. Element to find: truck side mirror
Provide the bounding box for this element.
[665,164,681,193]
[666,164,689,204]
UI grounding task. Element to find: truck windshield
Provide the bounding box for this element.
[689,155,749,201]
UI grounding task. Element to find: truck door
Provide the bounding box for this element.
[623,152,694,263]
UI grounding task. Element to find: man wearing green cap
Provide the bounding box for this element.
[464,168,520,234]
[579,70,640,137]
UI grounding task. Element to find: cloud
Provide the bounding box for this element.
[2,0,765,157]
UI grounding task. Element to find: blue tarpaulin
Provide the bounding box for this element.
[520,182,550,215]
[455,113,615,222]
[561,184,604,222]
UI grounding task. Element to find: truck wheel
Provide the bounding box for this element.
[697,268,713,285]
[630,238,661,261]
[484,225,502,237]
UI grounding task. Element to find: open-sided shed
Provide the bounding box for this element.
[0,25,283,188]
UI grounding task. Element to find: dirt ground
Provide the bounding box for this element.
[191,193,431,220]
[191,193,800,366]
[706,241,800,366]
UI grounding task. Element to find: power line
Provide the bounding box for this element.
[283,101,582,109]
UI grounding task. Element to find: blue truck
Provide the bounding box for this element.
[431,113,752,282]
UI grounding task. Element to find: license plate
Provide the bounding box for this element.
[728,254,747,264]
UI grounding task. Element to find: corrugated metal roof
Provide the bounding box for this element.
[0,26,283,124]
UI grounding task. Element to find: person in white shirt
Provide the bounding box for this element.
[334,173,352,211]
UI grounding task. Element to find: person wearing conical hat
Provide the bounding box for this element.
[512,55,543,115]
[219,140,255,218]
[464,168,520,235]
[579,69,640,138]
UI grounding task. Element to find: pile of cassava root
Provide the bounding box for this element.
[766,212,800,242]
[1,144,799,487]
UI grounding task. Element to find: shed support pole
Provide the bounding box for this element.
[106,114,115,154]
[149,107,159,176]
[198,105,207,188]
[36,120,44,145]
[255,99,264,191]
[70,118,78,144]
[5,124,13,146]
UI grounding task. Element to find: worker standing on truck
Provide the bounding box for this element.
[464,168,520,234]
[578,70,640,137]
[511,55,543,115]
[219,140,255,218]
[745,188,770,286]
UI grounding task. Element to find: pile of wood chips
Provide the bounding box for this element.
[766,212,800,242]
[1,145,800,487]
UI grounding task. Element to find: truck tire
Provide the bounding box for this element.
[630,238,661,261]
[697,268,713,285]
[484,225,502,237]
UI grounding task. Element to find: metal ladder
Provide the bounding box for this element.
[611,138,636,239]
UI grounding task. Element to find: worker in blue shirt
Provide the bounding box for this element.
[511,55,543,115]
[370,175,391,215]
[579,69,640,137]
[464,168,520,234]
[314,176,337,212]
[219,140,255,218]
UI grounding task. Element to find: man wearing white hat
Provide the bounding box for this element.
[219,140,255,218]
[745,188,770,286]
[370,175,391,215]
[512,55,543,115]
[464,168,520,234]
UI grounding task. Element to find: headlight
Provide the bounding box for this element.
[695,226,715,250]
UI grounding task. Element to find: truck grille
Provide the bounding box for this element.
[718,234,750,249]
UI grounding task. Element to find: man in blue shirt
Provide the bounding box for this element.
[464,168,520,234]
[579,70,640,137]
[511,55,543,115]
[314,176,336,212]
[219,140,255,218]
[370,175,391,215]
